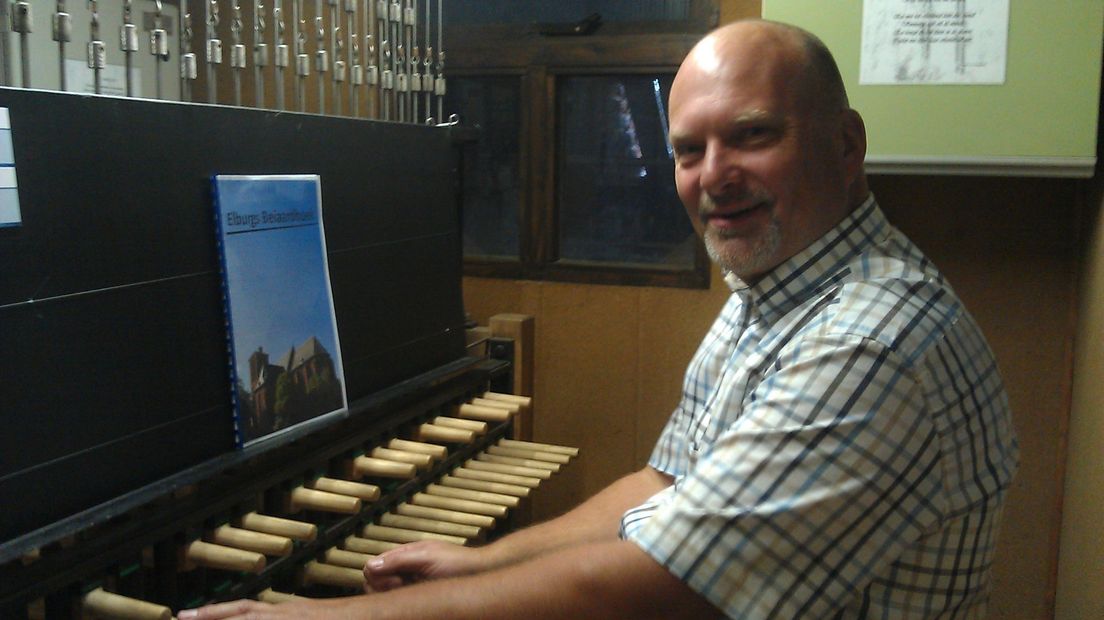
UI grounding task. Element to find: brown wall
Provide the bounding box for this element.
[1055,176,1104,619]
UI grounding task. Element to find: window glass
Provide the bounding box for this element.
[447,76,522,259]
[446,1,691,25]
[557,74,696,268]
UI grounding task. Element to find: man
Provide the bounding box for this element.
[182,18,1018,619]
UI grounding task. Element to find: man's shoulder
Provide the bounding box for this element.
[809,247,967,358]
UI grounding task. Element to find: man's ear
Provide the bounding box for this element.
[840,108,867,181]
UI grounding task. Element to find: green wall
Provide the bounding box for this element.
[763,1,1103,175]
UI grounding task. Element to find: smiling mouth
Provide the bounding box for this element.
[701,201,770,228]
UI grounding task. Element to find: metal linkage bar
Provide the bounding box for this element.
[88,0,105,94]
[151,1,169,99]
[205,0,222,104]
[422,0,431,122]
[434,0,444,123]
[294,0,308,111]
[273,0,287,109]
[346,0,359,116]
[53,1,72,91]
[364,0,378,118]
[121,0,138,96]
[181,0,198,101]
[231,0,246,105]
[254,0,267,107]
[13,1,31,88]
[331,0,344,116]
[315,0,327,113]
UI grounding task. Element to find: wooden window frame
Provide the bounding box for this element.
[448,6,717,289]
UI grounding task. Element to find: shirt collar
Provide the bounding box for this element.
[725,194,887,324]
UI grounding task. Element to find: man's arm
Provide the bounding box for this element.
[181,466,696,619]
[182,537,724,620]
[366,464,673,589]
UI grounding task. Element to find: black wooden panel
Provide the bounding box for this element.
[0,88,466,543]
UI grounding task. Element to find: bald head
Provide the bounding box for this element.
[666,19,868,281]
[676,20,849,122]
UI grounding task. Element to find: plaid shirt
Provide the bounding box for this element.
[622,197,1018,619]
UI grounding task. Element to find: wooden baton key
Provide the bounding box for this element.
[289,486,362,514]
[300,560,366,589]
[414,423,475,444]
[412,490,511,517]
[352,456,417,479]
[309,476,382,501]
[237,512,318,541]
[209,524,293,556]
[344,535,401,555]
[387,438,448,460]
[81,588,172,620]
[183,540,266,573]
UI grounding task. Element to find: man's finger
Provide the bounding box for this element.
[179,599,269,619]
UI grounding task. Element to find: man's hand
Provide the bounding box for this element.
[178,596,360,620]
[363,540,486,591]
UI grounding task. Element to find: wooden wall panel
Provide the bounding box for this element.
[531,284,640,519]
[635,277,731,466]
[1057,181,1104,620]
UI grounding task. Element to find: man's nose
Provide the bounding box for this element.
[699,143,742,198]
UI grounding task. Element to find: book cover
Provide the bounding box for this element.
[212,175,347,446]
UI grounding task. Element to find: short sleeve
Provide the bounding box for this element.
[625,334,946,619]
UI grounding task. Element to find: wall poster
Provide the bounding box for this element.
[860,0,1010,85]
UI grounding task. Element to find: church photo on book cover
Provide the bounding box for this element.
[213,174,348,446]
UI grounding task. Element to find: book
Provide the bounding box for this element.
[0,107,21,228]
[212,175,347,446]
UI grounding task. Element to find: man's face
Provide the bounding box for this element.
[668,30,853,282]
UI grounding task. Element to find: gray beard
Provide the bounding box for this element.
[703,216,782,278]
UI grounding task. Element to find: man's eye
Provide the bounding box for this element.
[738,126,777,144]
[674,145,703,160]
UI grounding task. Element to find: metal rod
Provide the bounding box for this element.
[180,0,196,102]
[410,0,419,123]
[365,0,377,118]
[315,0,326,114]
[435,0,443,122]
[231,0,244,105]
[0,1,11,86]
[378,0,391,120]
[331,0,342,116]
[122,0,137,96]
[347,0,359,116]
[422,0,431,121]
[14,1,30,88]
[254,0,267,107]
[180,0,188,98]
[89,0,104,94]
[274,0,286,109]
[393,0,401,119]
[294,0,306,112]
[206,0,221,104]
[151,0,168,99]
[54,1,71,91]
[402,0,414,122]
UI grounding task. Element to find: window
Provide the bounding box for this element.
[557,74,696,269]
[446,2,717,288]
[452,76,523,259]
